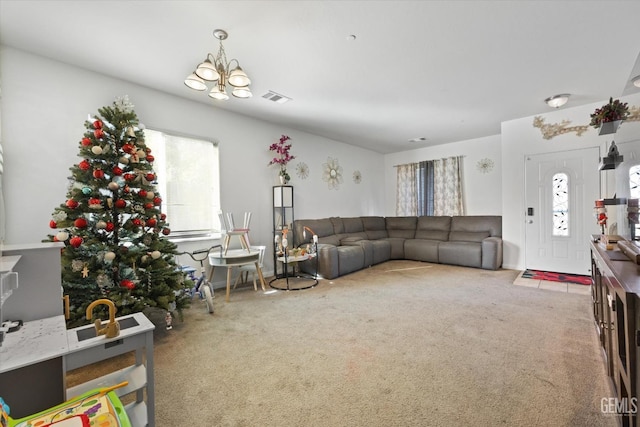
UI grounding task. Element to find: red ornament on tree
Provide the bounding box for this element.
[94,129,104,139]
[162,228,171,236]
[145,154,155,163]
[93,169,105,179]
[122,144,135,154]
[78,160,90,171]
[132,218,142,226]
[124,173,135,182]
[112,166,123,176]
[146,173,155,182]
[93,120,103,129]
[69,236,83,248]
[105,222,115,232]
[160,213,167,221]
[138,189,147,199]
[146,218,157,227]
[153,197,162,206]
[81,137,92,146]
[114,199,126,209]
[120,279,135,290]
[88,198,101,208]
[74,218,88,229]
[66,199,79,209]
[49,220,57,229]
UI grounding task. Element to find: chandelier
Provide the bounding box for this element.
[184,29,252,100]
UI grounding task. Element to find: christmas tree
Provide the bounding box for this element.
[45,96,190,327]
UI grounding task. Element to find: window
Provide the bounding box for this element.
[552,172,569,236]
[144,129,220,238]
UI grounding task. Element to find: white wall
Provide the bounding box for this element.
[0,46,385,277]
[501,92,640,270]
[383,134,503,216]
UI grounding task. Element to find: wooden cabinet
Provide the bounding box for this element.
[591,240,640,426]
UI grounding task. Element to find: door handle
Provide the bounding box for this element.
[527,220,533,224]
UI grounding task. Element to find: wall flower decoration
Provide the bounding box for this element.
[268,135,295,183]
[322,157,343,190]
[476,158,494,174]
[296,162,309,179]
[353,170,362,184]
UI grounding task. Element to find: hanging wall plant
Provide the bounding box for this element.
[590,97,630,135]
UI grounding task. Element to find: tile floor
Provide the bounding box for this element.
[512,270,591,295]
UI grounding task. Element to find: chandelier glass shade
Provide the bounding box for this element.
[184,29,252,100]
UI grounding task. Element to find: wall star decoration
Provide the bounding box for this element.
[295,162,309,179]
[353,170,362,184]
[322,157,343,190]
[532,116,589,140]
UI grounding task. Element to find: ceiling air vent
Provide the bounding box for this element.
[262,91,292,104]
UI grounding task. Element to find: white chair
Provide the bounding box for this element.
[233,245,266,291]
[219,211,252,254]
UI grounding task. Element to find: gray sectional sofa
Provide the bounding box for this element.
[292,216,502,279]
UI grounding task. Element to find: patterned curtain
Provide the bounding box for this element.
[433,156,464,216]
[396,163,417,215]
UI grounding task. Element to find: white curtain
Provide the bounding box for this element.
[396,163,417,216]
[433,156,464,216]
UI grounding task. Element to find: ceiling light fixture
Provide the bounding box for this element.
[545,94,570,108]
[184,29,251,101]
[633,75,640,88]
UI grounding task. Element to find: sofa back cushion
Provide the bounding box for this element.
[342,217,364,233]
[293,218,336,246]
[385,216,417,238]
[450,216,502,238]
[414,216,451,241]
[330,217,344,234]
[362,216,388,239]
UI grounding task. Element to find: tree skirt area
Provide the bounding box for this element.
[521,269,591,286]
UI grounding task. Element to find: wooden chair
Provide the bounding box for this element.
[219,211,252,254]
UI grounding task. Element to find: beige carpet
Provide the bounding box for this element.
[69,260,618,427]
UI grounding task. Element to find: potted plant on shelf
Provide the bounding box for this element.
[590,97,630,135]
[268,135,295,184]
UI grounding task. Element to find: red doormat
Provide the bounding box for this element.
[521,269,591,286]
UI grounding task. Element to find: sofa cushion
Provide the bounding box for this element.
[330,217,345,234]
[385,217,417,238]
[341,236,364,244]
[450,216,502,237]
[414,216,451,241]
[342,217,364,233]
[404,239,440,263]
[449,231,490,243]
[336,245,365,276]
[362,216,388,240]
[438,241,482,268]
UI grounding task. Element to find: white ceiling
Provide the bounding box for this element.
[2,1,640,154]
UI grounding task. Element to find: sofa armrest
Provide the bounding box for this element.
[481,237,502,270]
[317,244,339,279]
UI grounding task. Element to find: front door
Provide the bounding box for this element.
[524,148,600,275]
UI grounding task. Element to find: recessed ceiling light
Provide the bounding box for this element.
[633,75,640,88]
[544,94,570,108]
[409,137,427,143]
